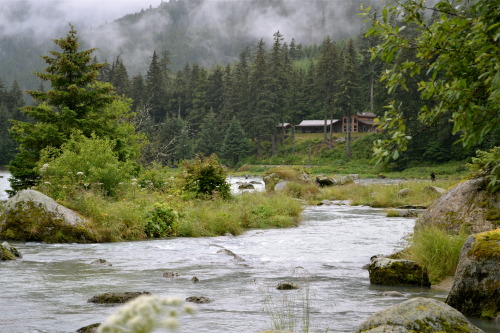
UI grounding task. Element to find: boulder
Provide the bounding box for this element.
[446,229,500,320]
[263,168,312,191]
[355,297,484,333]
[0,189,95,243]
[381,291,405,297]
[88,291,150,304]
[367,256,430,287]
[416,178,498,234]
[315,175,355,187]
[274,180,289,192]
[0,241,21,260]
[186,296,212,304]
[162,271,180,278]
[398,188,412,198]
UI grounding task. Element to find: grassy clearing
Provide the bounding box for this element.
[401,226,469,283]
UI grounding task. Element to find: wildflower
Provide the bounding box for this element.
[76,171,84,176]
[40,163,49,173]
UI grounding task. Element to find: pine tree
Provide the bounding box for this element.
[221,117,249,167]
[145,50,166,122]
[195,111,222,156]
[8,25,141,192]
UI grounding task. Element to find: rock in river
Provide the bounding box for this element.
[446,229,500,320]
[367,255,430,287]
[88,291,151,304]
[355,297,484,333]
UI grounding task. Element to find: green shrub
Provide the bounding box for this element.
[468,147,500,192]
[403,226,469,283]
[178,154,230,199]
[37,132,136,198]
[145,203,179,238]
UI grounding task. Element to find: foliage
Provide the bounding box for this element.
[37,132,136,197]
[467,147,500,193]
[402,226,469,283]
[364,0,500,170]
[221,117,250,167]
[179,154,230,199]
[145,203,180,238]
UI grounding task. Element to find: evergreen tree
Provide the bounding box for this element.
[221,117,250,167]
[195,111,222,156]
[145,50,166,122]
[8,25,141,192]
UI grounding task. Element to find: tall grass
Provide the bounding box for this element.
[316,180,458,208]
[402,226,469,283]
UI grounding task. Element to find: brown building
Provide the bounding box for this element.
[295,113,378,134]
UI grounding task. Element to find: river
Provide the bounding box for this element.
[0,176,497,332]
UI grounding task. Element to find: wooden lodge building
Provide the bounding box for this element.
[292,112,378,133]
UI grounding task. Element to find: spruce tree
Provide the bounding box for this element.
[8,25,141,193]
[221,117,249,167]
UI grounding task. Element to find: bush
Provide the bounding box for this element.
[37,132,136,198]
[145,203,180,238]
[468,147,500,192]
[178,154,230,199]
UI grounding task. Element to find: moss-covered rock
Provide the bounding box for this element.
[88,291,150,304]
[368,256,431,287]
[0,241,21,260]
[355,297,484,333]
[263,167,312,191]
[416,178,498,234]
[446,229,500,320]
[76,323,100,333]
[0,189,95,243]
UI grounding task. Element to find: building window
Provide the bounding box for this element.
[354,125,357,132]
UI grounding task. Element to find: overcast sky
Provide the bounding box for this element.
[1,0,164,37]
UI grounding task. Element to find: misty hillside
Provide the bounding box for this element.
[0,0,376,90]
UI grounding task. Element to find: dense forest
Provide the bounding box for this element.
[1,0,498,179]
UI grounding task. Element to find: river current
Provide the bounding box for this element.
[0,175,497,332]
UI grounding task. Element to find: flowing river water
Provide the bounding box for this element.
[0,175,497,332]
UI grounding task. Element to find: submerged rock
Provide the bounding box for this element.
[162,271,180,278]
[446,229,500,320]
[277,282,299,290]
[76,323,100,333]
[90,259,111,266]
[238,182,255,190]
[186,296,212,304]
[367,256,430,287]
[0,241,21,260]
[416,178,498,234]
[0,189,95,243]
[381,291,405,297]
[355,297,484,333]
[217,248,245,262]
[88,291,150,304]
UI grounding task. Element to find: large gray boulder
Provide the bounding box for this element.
[0,241,21,260]
[355,297,484,333]
[446,229,500,320]
[0,189,95,243]
[416,178,498,234]
[368,256,430,287]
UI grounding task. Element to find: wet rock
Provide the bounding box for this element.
[191,276,199,283]
[367,255,430,287]
[398,205,427,210]
[250,181,262,185]
[391,209,423,218]
[446,229,500,320]
[355,297,484,333]
[277,282,299,290]
[0,189,95,243]
[238,183,255,190]
[186,296,212,304]
[90,259,111,266]
[162,271,180,278]
[0,241,21,260]
[417,178,498,234]
[88,291,150,304]
[217,248,245,262]
[381,291,405,297]
[76,323,100,333]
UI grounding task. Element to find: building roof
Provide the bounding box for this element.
[276,123,292,128]
[296,120,339,127]
[358,119,376,125]
[358,112,376,118]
